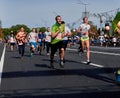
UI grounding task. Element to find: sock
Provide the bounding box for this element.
[87,60,90,62]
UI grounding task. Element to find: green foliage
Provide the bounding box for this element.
[10,24,31,34]
[2,28,11,37]
[89,21,98,37]
[39,27,46,33]
[2,24,31,38]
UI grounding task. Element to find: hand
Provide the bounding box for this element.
[58,26,61,32]
[117,29,120,34]
[62,32,66,37]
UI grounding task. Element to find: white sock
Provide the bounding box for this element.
[87,60,90,62]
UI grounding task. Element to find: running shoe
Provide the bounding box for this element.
[86,61,91,65]
[59,60,64,68]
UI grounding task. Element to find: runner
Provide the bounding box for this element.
[50,15,65,68]
[37,31,44,55]
[28,28,38,56]
[44,27,51,56]
[8,32,16,51]
[78,17,92,64]
[16,27,27,58]
[61,21,71,63]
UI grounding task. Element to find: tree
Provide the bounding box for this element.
[2,28,11,38]
[2,24,31,39]
[10,24,31,35]
[39,27,46,33]
[89,21,98,37]
[0,28,3,39]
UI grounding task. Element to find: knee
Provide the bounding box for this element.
[86,47,90,51]
[61,48,64,51]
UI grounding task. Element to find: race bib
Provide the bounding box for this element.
[56,33,62,40]
[38,39,41,42]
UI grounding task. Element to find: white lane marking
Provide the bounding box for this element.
[91,51,120,56]
[67,48,120,56]
[67,48,104,68]
[66,48,77,51]
[81,61,104,68]
[90,46,120,50]
[0,44,6,86]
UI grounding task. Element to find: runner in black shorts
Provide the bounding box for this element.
[50,15,65,68]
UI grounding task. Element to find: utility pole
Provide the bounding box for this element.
[84,3,88,17]
[77,0,89,18]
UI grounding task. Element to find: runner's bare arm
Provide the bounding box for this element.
[117,29,120,34]
[51,27,61,38]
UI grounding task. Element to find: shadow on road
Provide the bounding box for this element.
[2,67,117,83]
[1,66,120,98]
[0,87,120,98]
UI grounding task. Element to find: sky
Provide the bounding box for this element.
[0,0,120,29]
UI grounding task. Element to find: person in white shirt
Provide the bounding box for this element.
[99,35,104,47]
[28,28,38,56]
[78,17,92,64]
[61,21,71,50]
[112,36,117,47]
[61,21,72,63]
[44,27,51,55]
[9,32,16,51]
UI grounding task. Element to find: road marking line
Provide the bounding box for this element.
[81,61,104,68]
[90,46,120,50]
[0,44,6,86]
[66,48,77,51]
[91,51,120,56]
[67,48,120,56]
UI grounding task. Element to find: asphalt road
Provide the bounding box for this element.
[0,43,120,98]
